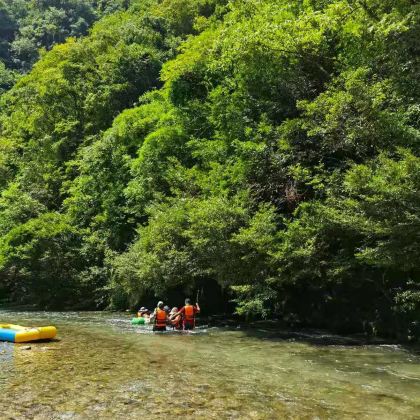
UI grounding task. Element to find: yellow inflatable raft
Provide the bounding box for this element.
[0,324,57,343]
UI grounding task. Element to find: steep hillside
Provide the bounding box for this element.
[0,0,419,340]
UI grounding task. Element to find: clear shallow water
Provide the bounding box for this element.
[0,311,419,419]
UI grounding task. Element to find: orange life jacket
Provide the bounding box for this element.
[184,305,195,323]
[155,308,167,327]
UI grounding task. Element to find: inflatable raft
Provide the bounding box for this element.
[131,317,150,325]
[0,324,57,343]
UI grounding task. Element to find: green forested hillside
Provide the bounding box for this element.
[0,0,419,340]
[0,0,129,92]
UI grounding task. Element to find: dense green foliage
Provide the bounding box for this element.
[0,0,419,340]
[0,0,129,88]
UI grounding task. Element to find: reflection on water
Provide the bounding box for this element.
[0,311,419,419]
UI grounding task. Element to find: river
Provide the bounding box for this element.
[0,311,419,419]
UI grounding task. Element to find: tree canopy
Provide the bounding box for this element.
[0,0,419,340]
[0,0,129,88]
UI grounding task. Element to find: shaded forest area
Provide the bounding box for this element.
[0,0,419,340]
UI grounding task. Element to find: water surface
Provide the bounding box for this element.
[0,311,419,419]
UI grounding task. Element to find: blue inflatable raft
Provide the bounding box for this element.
[0,324,57,343]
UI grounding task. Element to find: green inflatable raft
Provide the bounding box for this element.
[131,317,146,325]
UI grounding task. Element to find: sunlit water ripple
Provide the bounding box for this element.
[0,310,419,419]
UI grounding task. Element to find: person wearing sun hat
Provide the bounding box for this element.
[137,306,149,317]
[136,306,150,324]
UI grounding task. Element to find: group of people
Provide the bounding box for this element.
[137,298,201,331]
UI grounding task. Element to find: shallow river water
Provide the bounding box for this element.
[0,311,419,419]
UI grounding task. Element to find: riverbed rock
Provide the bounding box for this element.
[21,346,31,350]
[40,346,59,351]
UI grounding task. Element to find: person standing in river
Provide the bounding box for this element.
[169,307,182,330]
[152,301,168,332]
[174,298,200,330]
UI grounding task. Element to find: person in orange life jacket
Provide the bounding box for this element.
[169,307,182,330]
[175,298,200,330]
[152,301,168,332]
